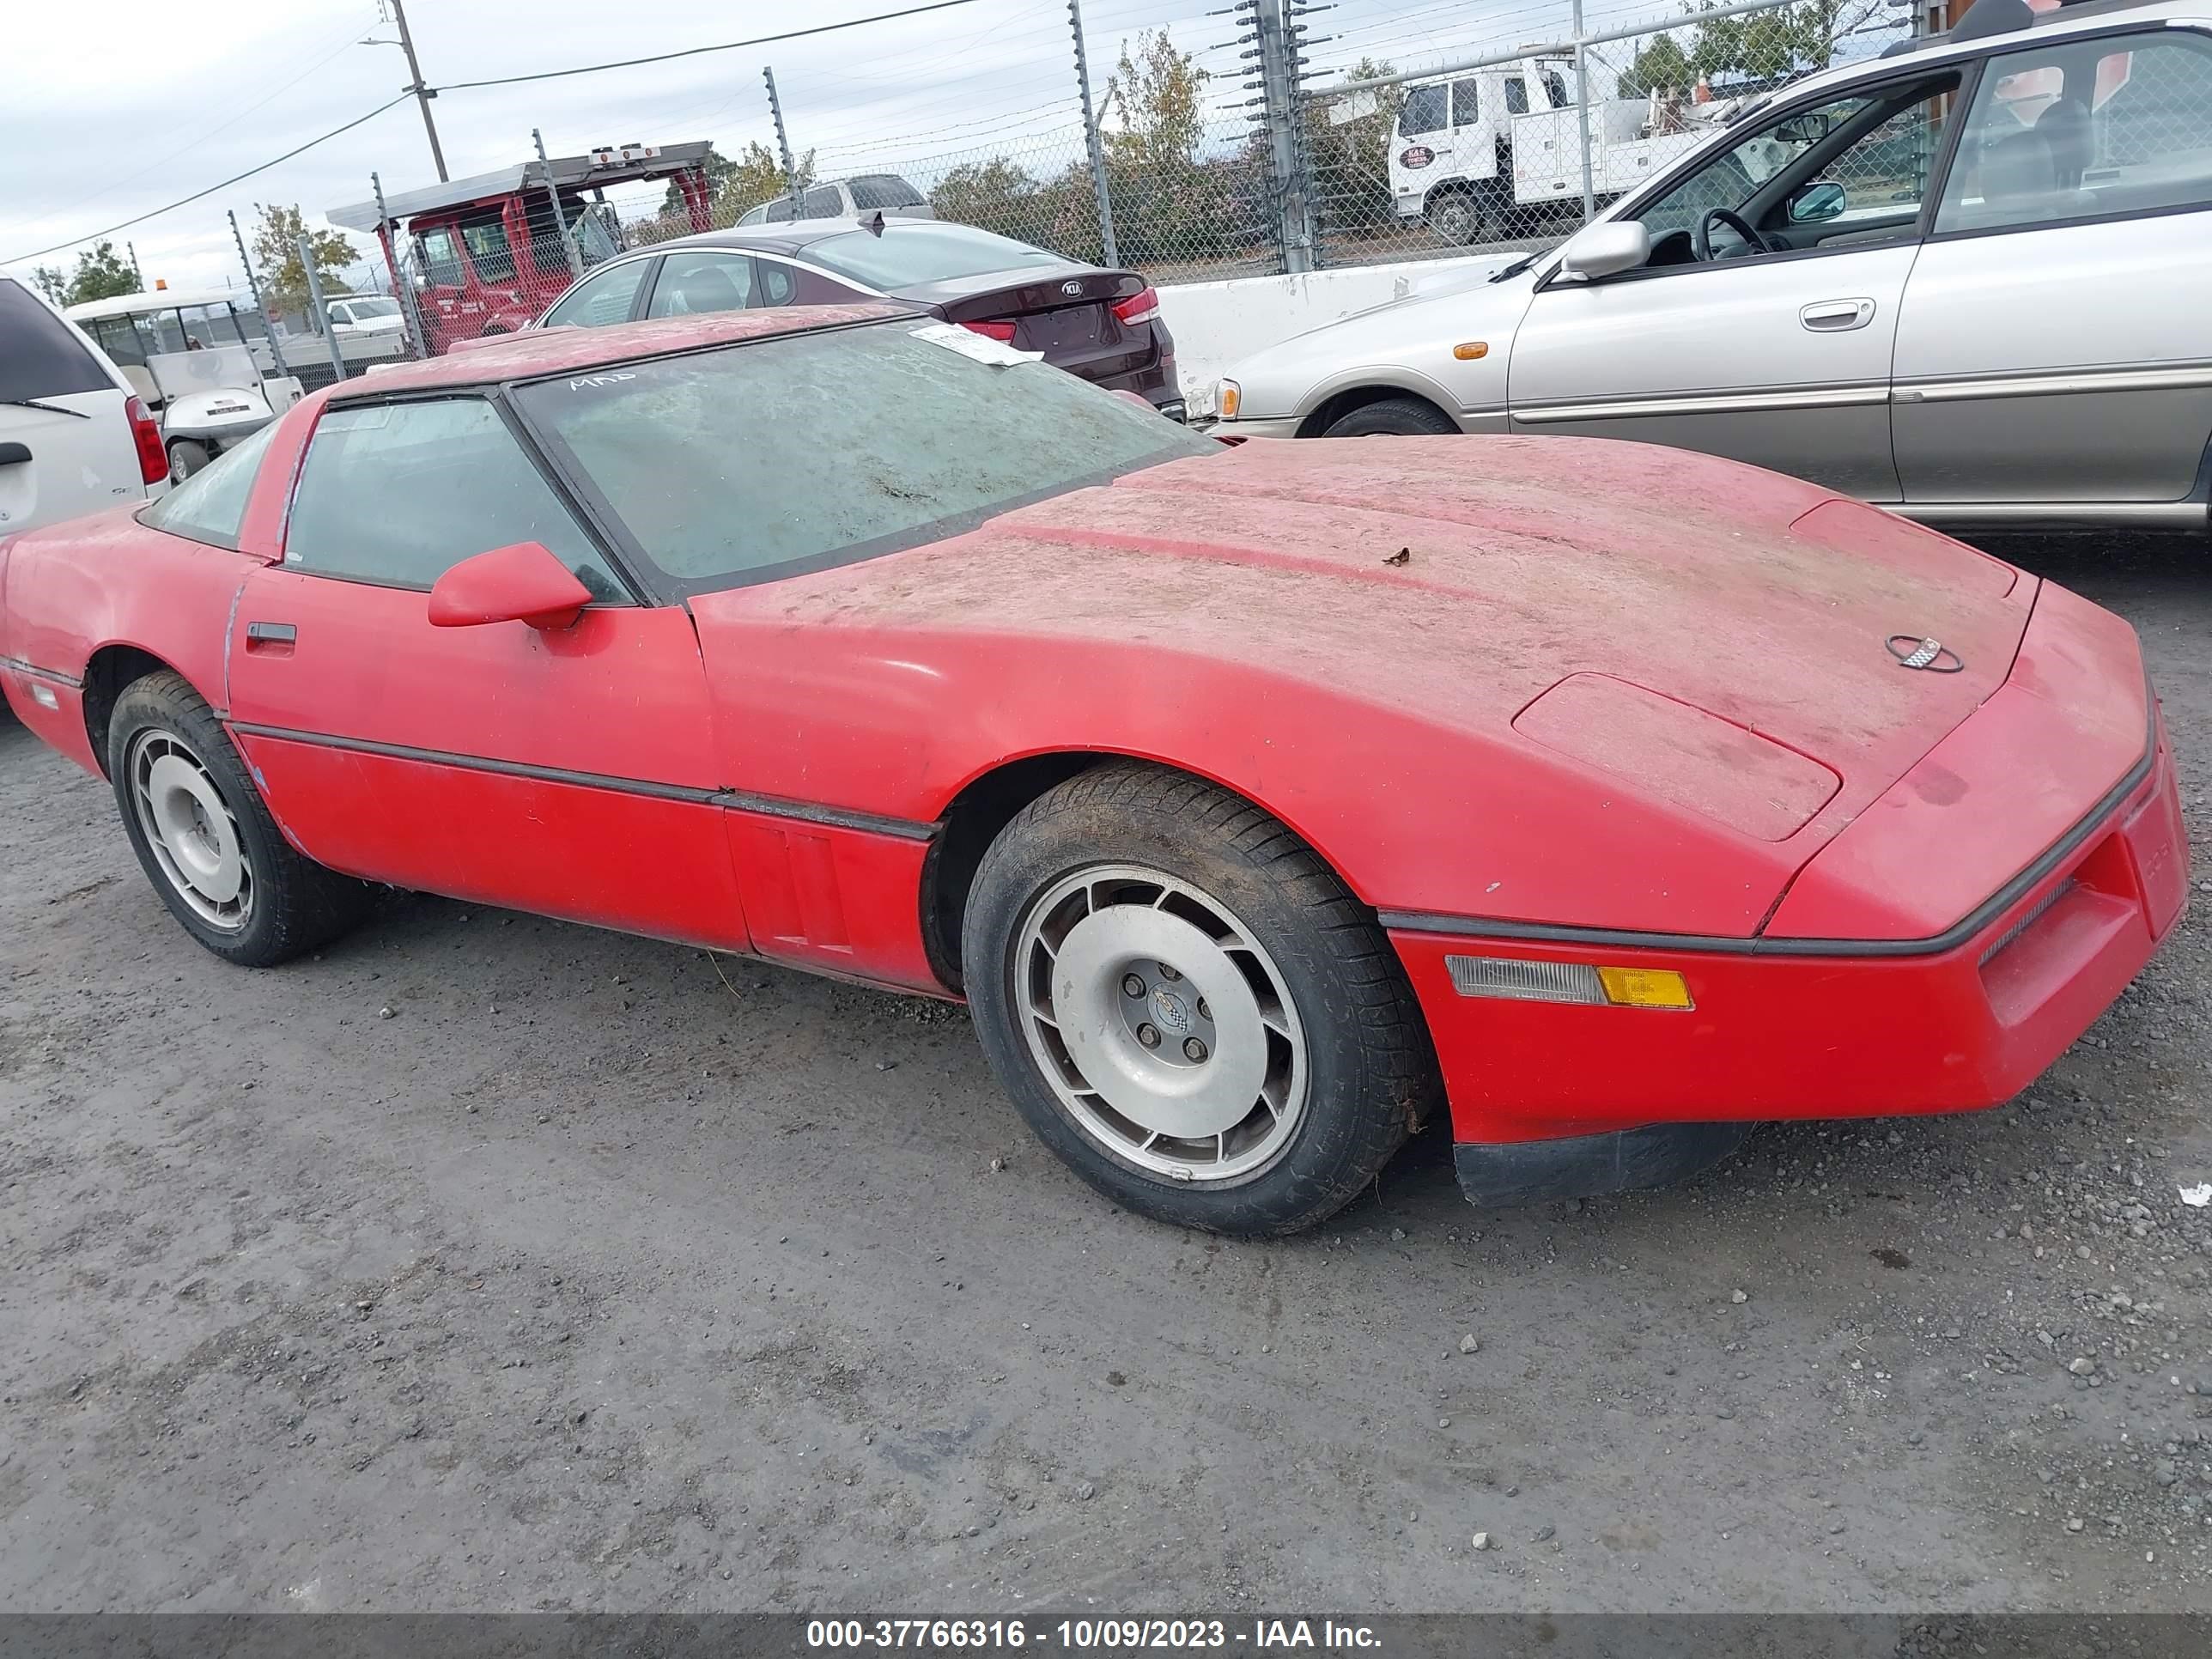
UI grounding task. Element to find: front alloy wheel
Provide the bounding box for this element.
[963,761,1442,1235]
[1014,864,1307,1182]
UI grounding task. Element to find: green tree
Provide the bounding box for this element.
[933,157,1044,241]
[31,264,70,307]
[714,140,813,222]
[1098,28,1244,265]
[249,204,356,318]
[1619,33,1695,100]
[63,240,139,305]
[1304,58,1407,244]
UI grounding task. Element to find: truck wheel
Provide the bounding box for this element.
[1322,398,1457,439]
[167,441,210,482]
[1426,192,1493,246]
[963,762,1441,1236]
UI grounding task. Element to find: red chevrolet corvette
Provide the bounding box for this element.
[0,305,2188,1233]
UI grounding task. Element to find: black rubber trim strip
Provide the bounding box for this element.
[1,655,84,690]
[1382,692,2158,963]
[227,721,937,842]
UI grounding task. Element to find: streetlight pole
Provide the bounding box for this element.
[387,0,447,182]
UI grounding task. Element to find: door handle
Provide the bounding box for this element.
[1801,298,1875,332]
[244,622,296,655]
[0,441,31,466]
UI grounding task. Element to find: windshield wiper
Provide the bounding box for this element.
[1488,252,1540,283]
[1,397,91,419]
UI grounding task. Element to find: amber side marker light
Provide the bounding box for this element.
[1446,955,1693,1011]
[1453,342,1488,361]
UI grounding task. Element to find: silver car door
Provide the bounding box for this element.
[1508,73,1961,501]
[1894,27,2212,509]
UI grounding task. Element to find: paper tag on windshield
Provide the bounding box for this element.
[910,321,1043,368]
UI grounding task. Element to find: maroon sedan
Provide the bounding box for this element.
[531,217,1183,419]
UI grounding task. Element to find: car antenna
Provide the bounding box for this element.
[863,210,886,237]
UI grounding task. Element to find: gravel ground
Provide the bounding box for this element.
[2,531,2209,1615]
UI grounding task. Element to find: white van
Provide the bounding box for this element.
[0,276,168,537]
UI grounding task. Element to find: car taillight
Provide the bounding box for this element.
[1111,286,1159,326]
[959,319,1018,343]
[125,397,167,486]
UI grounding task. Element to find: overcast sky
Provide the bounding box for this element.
[0,0,1878,295]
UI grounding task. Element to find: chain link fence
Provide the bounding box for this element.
[204,0,1957,368]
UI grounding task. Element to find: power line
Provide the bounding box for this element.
[3,94,411,267]
[436,0,993,93]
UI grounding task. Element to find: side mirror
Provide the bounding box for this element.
[1557,219,1651,283]
[428,541,592,631]
[1789,180,1848,222]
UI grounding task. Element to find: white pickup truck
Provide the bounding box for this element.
[1388,58,1743,242]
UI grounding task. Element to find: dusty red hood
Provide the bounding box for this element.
[769,435,2029,819]
[691,434,2051,936]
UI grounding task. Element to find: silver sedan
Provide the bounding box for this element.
[1215,0,2212,532]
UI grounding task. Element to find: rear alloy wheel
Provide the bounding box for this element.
[963,762,1441,1235]
[167,440,210,482]
[108,670,372,967]
[1322,397,1457,439]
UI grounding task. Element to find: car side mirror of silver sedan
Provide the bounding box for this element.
[1556,221,1652,283]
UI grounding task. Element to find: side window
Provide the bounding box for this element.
[542,258,653,328]
[802,185,846,219]
[139,422,277,550]
[645,252,757,318]
[460,216,516,282]
[1399,84,1445,137]
[765,197,800,223]
[417,228,464,286]
[754,258,799,307]
[1451,79,1480,129]
[1632,81,1952,250]
[1543,71,1569,110]
[1937,31,2212,234]
[1504,77,1529,117]
[0,281,112,400]
[285,399,624,599]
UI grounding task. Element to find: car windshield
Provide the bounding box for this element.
[800,224,1066,289]
[513,321,1212,595]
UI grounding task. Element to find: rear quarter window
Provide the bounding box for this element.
[0,281,114,401]
[137,421,276,551]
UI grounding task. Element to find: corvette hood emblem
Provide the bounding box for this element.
[1887,635,1963,673]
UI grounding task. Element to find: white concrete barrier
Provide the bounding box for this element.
[1156,252,1524,420]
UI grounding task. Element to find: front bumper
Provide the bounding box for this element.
[1211,414,1302,441]
[1394,691,2188,1206]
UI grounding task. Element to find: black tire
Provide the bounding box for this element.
[107,670,372,968]
[963,762,1442,1236]
[1322,397,1458,439]
[167,441,210,482]
[1426,191,1494,246]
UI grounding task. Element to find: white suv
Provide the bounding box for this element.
[0,276,168,537]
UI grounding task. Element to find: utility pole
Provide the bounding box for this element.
[371,171,430,358]
[126,240,143,288]
[388,0,448,182]
[296,233,349,385]
[763,67,800,207]
[228,210,289,378]
[532,129,584,278]
[1068,0,1120,267]
[1249,0,1316,273]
